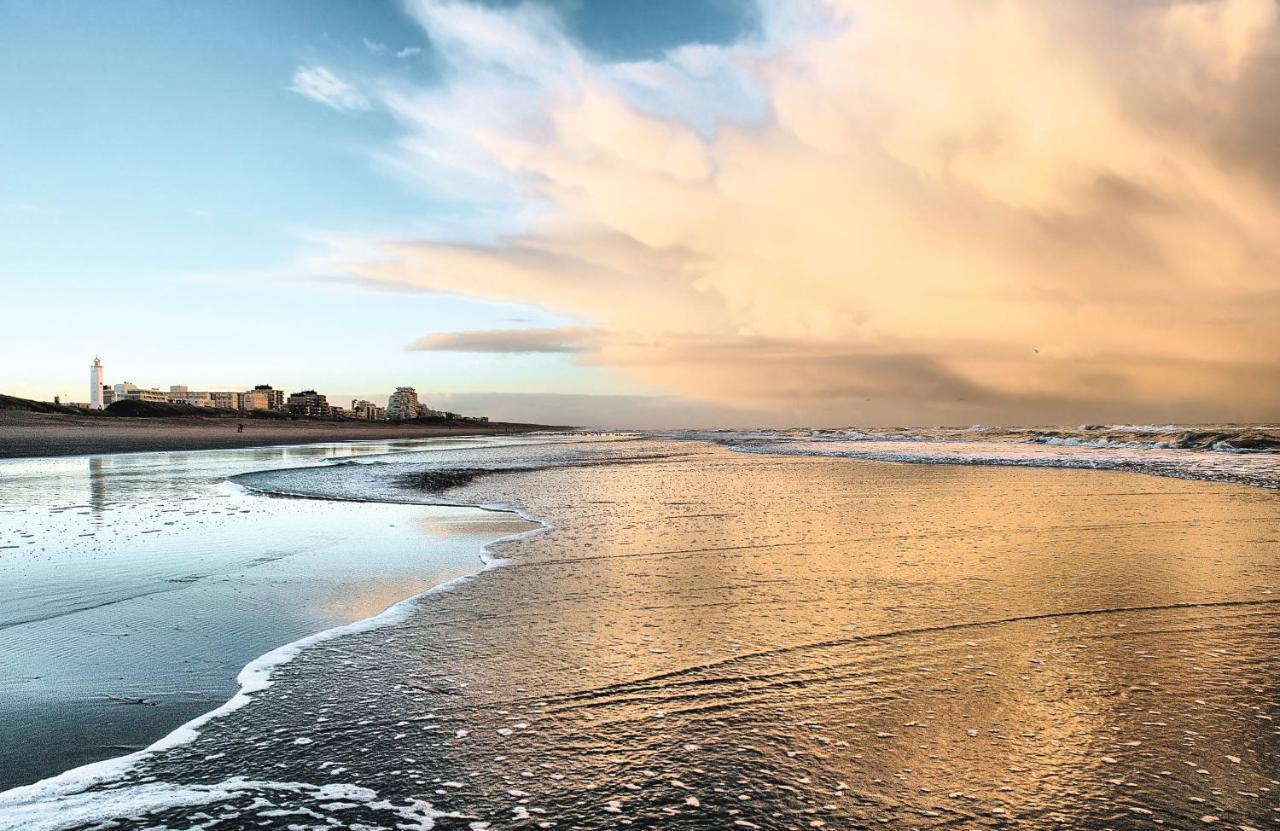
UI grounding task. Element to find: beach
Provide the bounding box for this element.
[0,409,555,458]
[0,437,548,790]
[2,433,1277,829]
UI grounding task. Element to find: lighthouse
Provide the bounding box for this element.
[89,356,105,410]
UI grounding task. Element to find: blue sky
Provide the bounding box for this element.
[0,0,753,408]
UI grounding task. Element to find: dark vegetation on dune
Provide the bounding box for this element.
[104,400,243,418]
[0,394,234,418]
[0,393,86,415]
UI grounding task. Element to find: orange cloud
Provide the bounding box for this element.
[350,0,1280,424]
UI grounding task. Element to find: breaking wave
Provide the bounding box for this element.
[661,423,1280,489]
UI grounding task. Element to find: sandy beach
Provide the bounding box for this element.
[0,437,542,790]
[0,409,558,458]
[3,434,1277,830]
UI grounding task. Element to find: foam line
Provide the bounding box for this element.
[0,483,551,828]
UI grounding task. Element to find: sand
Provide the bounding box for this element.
[0,409,559,458]
[11,435,1277,829]
[0,439,536,789]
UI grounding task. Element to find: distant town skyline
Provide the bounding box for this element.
[79,355,433,416]
[77,355,492,424]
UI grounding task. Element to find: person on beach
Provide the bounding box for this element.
[237,423,244,433]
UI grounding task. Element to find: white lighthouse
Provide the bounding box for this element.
[89,356,105,410]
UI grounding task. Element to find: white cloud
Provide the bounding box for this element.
[397,47,422,59]
[289,65,370,112]
[362,37,388,55]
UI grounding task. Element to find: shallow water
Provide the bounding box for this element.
[0,438,547,789]
[4,436,1276,829]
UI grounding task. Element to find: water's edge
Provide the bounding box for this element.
[0,478,551,812]
[5,426,1276,814]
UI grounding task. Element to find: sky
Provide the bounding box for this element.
[1,0,1278,427]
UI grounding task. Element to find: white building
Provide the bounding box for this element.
[89,357,105,410]
[350,399,386,421]
[386,387,420,421]
[166,386,213,407]
[167,386,214,407]
[113,382,167,404]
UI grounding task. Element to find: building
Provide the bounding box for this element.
[168,392,213,407]
[166,386,240,410]
[350,399,386,421]
[286,389,331,418]
[242,384,285,412]
[209,391,241,410]
[129,389,169,404]
[167,386,213,408]
[112,382,168,404]
[89,357,105,410]
[386,387,420,421]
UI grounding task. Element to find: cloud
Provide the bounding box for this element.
[397,47,422,59]
[362,37,388,55]
[408,326,603,353]
[419,391,770,428]
[289,65,370,111]
[329,0,1280,424]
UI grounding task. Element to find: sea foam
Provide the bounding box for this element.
[0,477,551,831]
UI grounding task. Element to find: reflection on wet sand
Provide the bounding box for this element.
[21,439,1274,830]
[0,437,545,790]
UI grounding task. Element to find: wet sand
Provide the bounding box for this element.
[0,438,543,790]
[0,409,556,458]
[6,437,1277,830]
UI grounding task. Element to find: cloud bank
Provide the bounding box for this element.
[339,0,1280,424]
[409,326,602,353]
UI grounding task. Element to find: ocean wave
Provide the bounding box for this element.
[731,438,1280,490]
[649,423,1280,488]
[1027,427,1280,452]
[0,776,447,831]
[669,424,1280,455]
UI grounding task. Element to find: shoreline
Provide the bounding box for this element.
[0,409,564,459]
[0,473,552,817]
[2,438,1278,829]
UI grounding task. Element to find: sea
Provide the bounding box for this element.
[0,424,1277,830]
